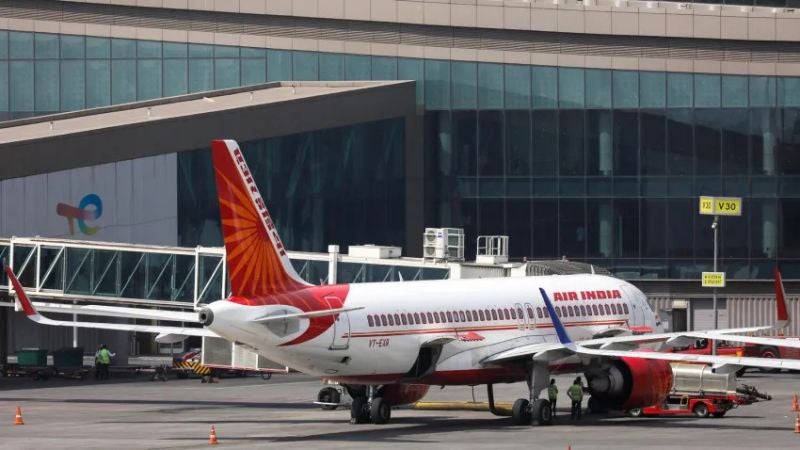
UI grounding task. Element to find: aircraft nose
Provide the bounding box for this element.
[198,307,214,326]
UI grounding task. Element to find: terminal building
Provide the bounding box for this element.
[0,0,799,357]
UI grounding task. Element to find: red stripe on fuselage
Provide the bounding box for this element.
[347,320,627,338]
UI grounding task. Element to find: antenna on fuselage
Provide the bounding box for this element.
[590,265,595,275]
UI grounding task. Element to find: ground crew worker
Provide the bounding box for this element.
[548,379,559,417]
[95,344,115,381]
[568,377,584,420]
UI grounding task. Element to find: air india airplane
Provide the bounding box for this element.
[6,139,800,426]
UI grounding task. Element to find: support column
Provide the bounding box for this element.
[327,245,339,285]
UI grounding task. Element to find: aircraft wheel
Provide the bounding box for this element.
[530,399,552,426]
[511,399,531,425]
[693,402,710,418]
[370,397,391,424]
[318,386,341,410]
[350,396,370,424]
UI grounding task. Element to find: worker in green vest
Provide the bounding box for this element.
[94,344,115,381]
[547,379,559,417]
[568,376,585,420]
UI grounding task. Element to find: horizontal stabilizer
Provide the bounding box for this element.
[253,306,364,323]
[4,265,218,339]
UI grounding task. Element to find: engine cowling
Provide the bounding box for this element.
[380,384,431,406]
[586,357,673,410]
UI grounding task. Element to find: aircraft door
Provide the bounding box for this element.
[524,302,536,330]
[620,286,644,325]
[514,303,525,330]
[326,296,350,350]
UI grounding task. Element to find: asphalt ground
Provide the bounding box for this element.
[1,370,799,449]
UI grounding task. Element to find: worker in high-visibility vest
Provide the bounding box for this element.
[547,379,559,417]
[94,344,115,381]
[568,377,585,420]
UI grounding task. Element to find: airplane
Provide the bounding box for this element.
[6,138,800,427]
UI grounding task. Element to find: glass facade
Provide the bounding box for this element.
[4,31,800,279]
[177,118,406,254]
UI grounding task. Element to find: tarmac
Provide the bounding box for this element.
[0,370,799,449]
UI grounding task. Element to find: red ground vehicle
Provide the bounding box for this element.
[629,393,737,418]
[626,363,771,418]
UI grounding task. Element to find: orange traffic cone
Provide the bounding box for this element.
[794,414,800,434]
[793,394,799,412]
[14,406,24,425]
[209,425,218,445]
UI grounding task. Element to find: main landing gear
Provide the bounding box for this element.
[349,386,392,425]
[511,362,553,426]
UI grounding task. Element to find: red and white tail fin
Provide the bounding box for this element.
[774,268,790,330]
[211,139,310,296]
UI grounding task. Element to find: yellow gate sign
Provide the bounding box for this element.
[702,272,726,288]
[699,196,742,216]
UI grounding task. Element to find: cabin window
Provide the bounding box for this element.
[567,306,574,317]
[614,304,621,315]
[542,307,550,318]
[491,309,498,320]
[580,305,587,316]
[527,307,534,319]
[517,307,524,319]
[434,312,441,323]
[623,303,629,315]
[446,311,453,322]
[394,314,401,325]
[536,307,543,319]
[592,305,599,315]
[413,312,420,324]
[510,308,517,320]
[604,304,611,315]
[479,310,486,321]
[367,315,374,327]
[401,314,408,325]
[426,312,433,323]
[555,306,562,316]
[466,310,473,321]
[381,314,388,326]
[388,314,395,326]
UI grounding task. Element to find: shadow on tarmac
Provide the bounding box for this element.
[149,413,791,445]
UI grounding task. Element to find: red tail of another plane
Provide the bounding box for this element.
[211,139,310,296]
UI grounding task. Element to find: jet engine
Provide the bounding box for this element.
[380,384,431,406]
[585,357,673,410]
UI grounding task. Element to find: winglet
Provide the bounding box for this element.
[539,287,573,345]
[774,268,790,329]
[4,266,39,318]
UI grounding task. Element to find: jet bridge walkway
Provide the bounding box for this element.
[0,237,451,309]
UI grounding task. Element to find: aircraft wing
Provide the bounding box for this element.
[5,266,218,341]
[484,277,800,371]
